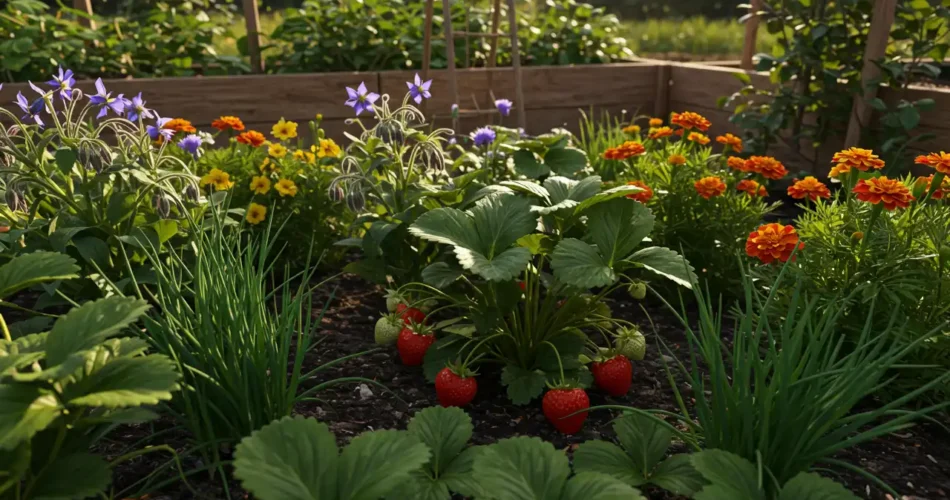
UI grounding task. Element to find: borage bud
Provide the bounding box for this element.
[183,182,200,203]
[345,190,365,212]
[4,188,27,212]
[153,193,171,219]
[328,183,345,203]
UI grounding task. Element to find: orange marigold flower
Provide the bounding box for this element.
[832,147,885,173]
[924,174,950,199]
[602,141,646,161]
[622,124,641,134]
[915,151,950,175]
[852,176,914,210]
[668,154,687,165]
[694,176,727,199]
[745,223,803,264]
[648,127,674,140]
[625,180,654,203]
[737,179,766,197]
[211,115,245,132]
[236,130,267,147]
[829,164,850,179]
[716,133,743,153]
[670,111,711,132]
[687,132,711,145]
[748,156,788,180]
[649,118,663,127]
[727,156,751,172]
[162,118,196,134]
[787,176,831,201]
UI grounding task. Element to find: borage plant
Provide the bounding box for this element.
[397,178,695,405]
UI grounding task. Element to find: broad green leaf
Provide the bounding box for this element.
[691,450,765,500]
[409,208,480,250]
[516,233,555,255]
[778,472,860,500]
[154,220,179,244]
[106,194,137,225]
[543,176,577,204]
[0,252,79,299]
[338,429,430,500]
[44,297,150,366]
[500,365,547,405]
[544,147,588,175]
[421,262,463,288]
[234,416,338,500]
[587,199,655,266]
[456,246,530,282]
[30,452,111,500]
[651,454,706,496]
[574,184,644,213]
[407,406,473,474]
[561,472,646,500]
[574,441,644,486]
[467,195,537,256]
[363,221,398,259]
[500,180,550,201]
[7,317,53,339]
[513,149,550,178]
[535,332,585,371]
[532,199,579,214]
[48,226,89,253]
[614,413,671,474]
[473,437,570,500]
[628,247,696,288]
[0,385,61,450]
[441,446,486,498]
[54,148,78,175]
[64,355,180,407]
[74,235,112,270]
[898,104,920,130]
[550,238,616,288]
[568,175,602,201]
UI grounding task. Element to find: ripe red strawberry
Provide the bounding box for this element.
[542,388,589,434]
[518,281,526,291]
[435,367,477,407]
[592,355,632,396]
[396,303,426,325]
[397,326,435,366]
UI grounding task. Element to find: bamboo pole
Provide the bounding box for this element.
[844,0,898,147]
[740,0,762,70]
[243,0,264,74]
[506,0,526,129]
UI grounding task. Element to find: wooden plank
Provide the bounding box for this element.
[0,73,380,125]
[380,64,657,115]
[741,0,762,70]
[243,0,264,74]
[72,0,95,29]
[506,0,526,129]
[654,63,671,118]
[844,0,898,147]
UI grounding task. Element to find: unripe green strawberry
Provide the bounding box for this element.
[615,328,646,361]
[384,289,405,313]
[627,281,647,300]
[374,314,402,345]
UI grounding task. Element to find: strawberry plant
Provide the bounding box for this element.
[394,179,694,404]
[0,252,180,499]
[542,387,590,434]
[435,365,478,407]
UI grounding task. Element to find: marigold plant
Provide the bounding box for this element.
[787,176,831,201]
[237,130,267,147]
[670,111,711,132]
[745,223,803,264]
[716,133,743,153]
[852,176,914,210]
[694,176,727,199]
[915,151,950,175]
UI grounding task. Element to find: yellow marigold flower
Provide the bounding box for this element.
[829,164,850,178]
[716,133,743,153]
[668,154,687,165]
[831,147,884,173]
[246,203,267,225]
[648,118,663,127]
[199,168,233,191]
[305,152,316,164]
[293,150,307,161]
[648,127,674,140]
[272,118,298,141]
[622,124,641,134]
[314,138,342,158]
[671,111,711,132]
[687,132,711,145]
[259,158,279,174]
[275,178,298,197]
[249,176,271,195]
[915,151,950,175]
[269,143,288,159]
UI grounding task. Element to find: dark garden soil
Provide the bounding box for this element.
[104,273,950,500]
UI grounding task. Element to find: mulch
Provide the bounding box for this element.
[103,273,950,500]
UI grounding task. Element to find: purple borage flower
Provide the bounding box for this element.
[147,117,174,142]
[406,73,432,104]
[471,126,496,147]
[127,93,155,122]
[344,82,379,116]
[15,82,49,128]
[495,99,513,117]
[178,134,202,159]
[47,67,76,101]
[88,78,131,119]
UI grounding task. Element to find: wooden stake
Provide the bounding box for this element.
[844,0,898,147]
[507,0,526,129]
[654,63,671,119]
[422,0,435,80]
[243,0,264,74]
[443,0,459,128]
[73,0,95,29]
[486,0,502,104]
[741,0,762,71]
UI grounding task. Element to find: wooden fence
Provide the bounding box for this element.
[1,61,947,176]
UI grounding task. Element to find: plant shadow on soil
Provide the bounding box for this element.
[103,273,950,500]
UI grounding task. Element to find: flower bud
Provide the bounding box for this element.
[183,182,200,202]
[78,145,109,173]
[377,121,403,145]
[451,103,459,120]
[153,193,171,219]
[328,184,345,203]
[850,231,864,244]
[345,190,365,212]
[4,187,27,212]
